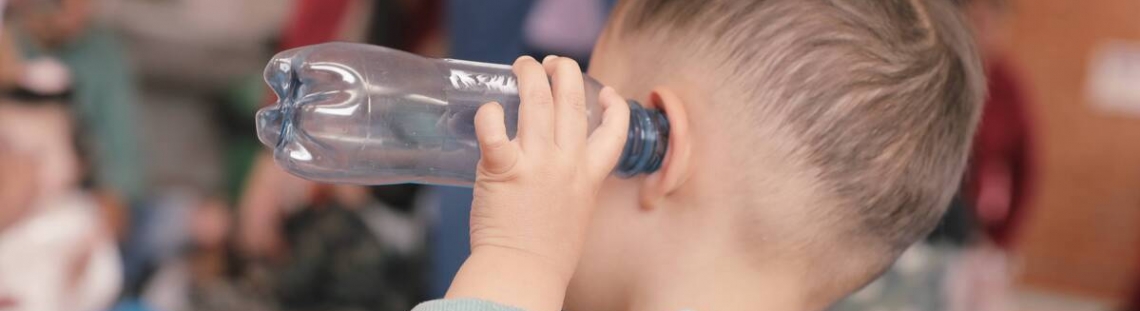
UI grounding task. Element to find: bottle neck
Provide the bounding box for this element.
[616,101,670,177]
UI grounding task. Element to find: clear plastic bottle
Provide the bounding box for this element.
[256,42,668,187]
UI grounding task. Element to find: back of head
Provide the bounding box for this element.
[612,0,985,297]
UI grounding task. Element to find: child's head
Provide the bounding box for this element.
[577,0,984,309]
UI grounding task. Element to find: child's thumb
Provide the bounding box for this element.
[475,102,519,175]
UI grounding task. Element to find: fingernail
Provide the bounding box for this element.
[543,55,559,63]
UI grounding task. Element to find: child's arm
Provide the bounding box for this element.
[430,55,630,311]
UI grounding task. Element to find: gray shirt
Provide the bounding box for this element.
[412,299,525,311]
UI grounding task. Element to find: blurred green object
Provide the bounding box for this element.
[15,26,147,200]
[220,74,266,203]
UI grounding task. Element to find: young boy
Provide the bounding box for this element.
[419,0,984,310]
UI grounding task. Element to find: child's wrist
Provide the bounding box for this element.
[470,245,575,287]
[446,246,574,311]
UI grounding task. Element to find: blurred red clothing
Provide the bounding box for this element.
[280,0,352,50]
[964,59,1037,249]
[279,0,441,52]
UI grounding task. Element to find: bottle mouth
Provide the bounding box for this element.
[616,100,670,177]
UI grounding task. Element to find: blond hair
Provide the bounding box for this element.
[616,0,985,291]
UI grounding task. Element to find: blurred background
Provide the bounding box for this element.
[0,0,1137,311]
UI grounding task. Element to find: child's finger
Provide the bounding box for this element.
[587,87,630,179]
[513,56,555,150]
[475,102,519,175]
[542,56,587,152]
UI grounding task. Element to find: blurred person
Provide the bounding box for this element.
[98,2,290,304]
[6,2,139,303]
[0,98,122,311]
[408,0,985,311]
[6,0,146,201]
[102,0,290,198]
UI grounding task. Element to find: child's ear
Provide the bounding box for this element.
[640,87,692,209]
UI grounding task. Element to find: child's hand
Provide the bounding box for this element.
[471,56,630,279]
[445,56,630,311]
